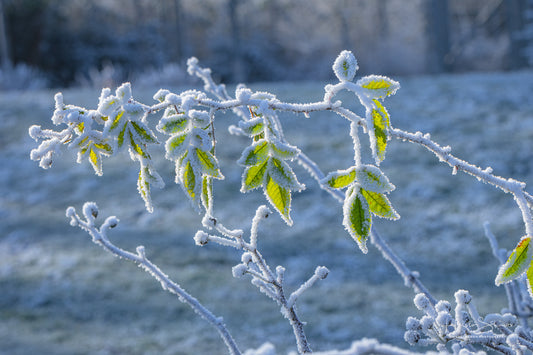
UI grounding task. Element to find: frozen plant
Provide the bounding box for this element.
[28,49,533,354]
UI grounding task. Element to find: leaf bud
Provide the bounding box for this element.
[454,290,472,305]
[28,125,42,140]
[403,330,420,345]
[414,293,431,311]
[436,311,453,327]
[241,252,253,264]
[435,300,451,313]
[315,266,329,280]
[82,202,99,220]
[194,231,209,246]
[332,50,358,82]
[406,316,421,331]
[232,264,248,278]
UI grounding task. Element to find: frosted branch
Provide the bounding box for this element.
[66,202,241,355]
[196,205,318,353]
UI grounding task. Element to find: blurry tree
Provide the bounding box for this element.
[505,0,532,68]
[0,0,11,71]
[425,0,451,73]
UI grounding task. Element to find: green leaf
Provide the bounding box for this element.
[195,148,223,179]
[201,176,213,213]
[117,120,128,148]
[89,148,102,176]
[165,133,188,160]
[323,167,357,189]
[239,118,265,136]
[360,189,399,220]
[268,157,304,191]
[241,160,269,192]
[343,188,372,253]
[269,137,300,160]
[182,159,197,202]
[238,140,269,166]
[496,236,532,285]
[371,100,390,162]
[357,75,400,98]
[130,121,158,143]
[129,129,150,158]
[265,173,292,225]
[109,111,125,131]
[356,165,395,193]
[158,114,189,134]
[138,168,152,212]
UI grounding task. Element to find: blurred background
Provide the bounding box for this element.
[2,1,533,354]
[1,0,533,90]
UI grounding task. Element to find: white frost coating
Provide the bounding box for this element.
[243,342,276,355]
[153,88,170,102]
[356,165,395,193]
[405,317,421,331]
[332,50,358,82]
[436,311,452,327]
[236,87,252,102]
[232,264,248,278]
[454,290,472,304]
[194,230,209,246]
[413,293,431,311]
[241,252,253,264]
[82,201,98,220]
[435,300,452,313]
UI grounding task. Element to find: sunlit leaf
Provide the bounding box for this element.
[130,121,157,143]
[265,173,292,225]
[268,157,304,191]
[343,188,372,253]
[238,140,269,166]
[195,148,223,179]
[496,236,532,285]
[241,160,269,192]
[360,188,399,220]
[356,165,395,193]
[323,167,357,189]
[357,75,400,99]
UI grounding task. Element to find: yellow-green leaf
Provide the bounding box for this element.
[129,129,150,158]
[371,100,390,162]
[196,148,223,179]
[356,165,395,193]
[343,188,372,253]
[268,157,304,191]
[182,159,196,201]
[158,114,189,134]
[238,140,269,166]
[360,188,399,220]
[109,111,125,131]
[357,75,400,98]
[241,160,268,192]
[265,173,292,225]
[323,167,357,189]
[201,176,213,213]
[131,121,157,143]
[496,236,531,285]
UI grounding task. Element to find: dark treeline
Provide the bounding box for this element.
[1,0,532,87]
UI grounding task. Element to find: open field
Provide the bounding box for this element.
[1,70,533,354]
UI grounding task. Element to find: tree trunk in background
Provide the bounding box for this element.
[0,0,11,71]
[425,0,451,73]
[172,0,186,61]
[228,0,245,82]
[504,0,528,69]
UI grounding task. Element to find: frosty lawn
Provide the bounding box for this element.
[2,67,533,353]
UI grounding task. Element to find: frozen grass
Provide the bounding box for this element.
[1,70,533,354]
